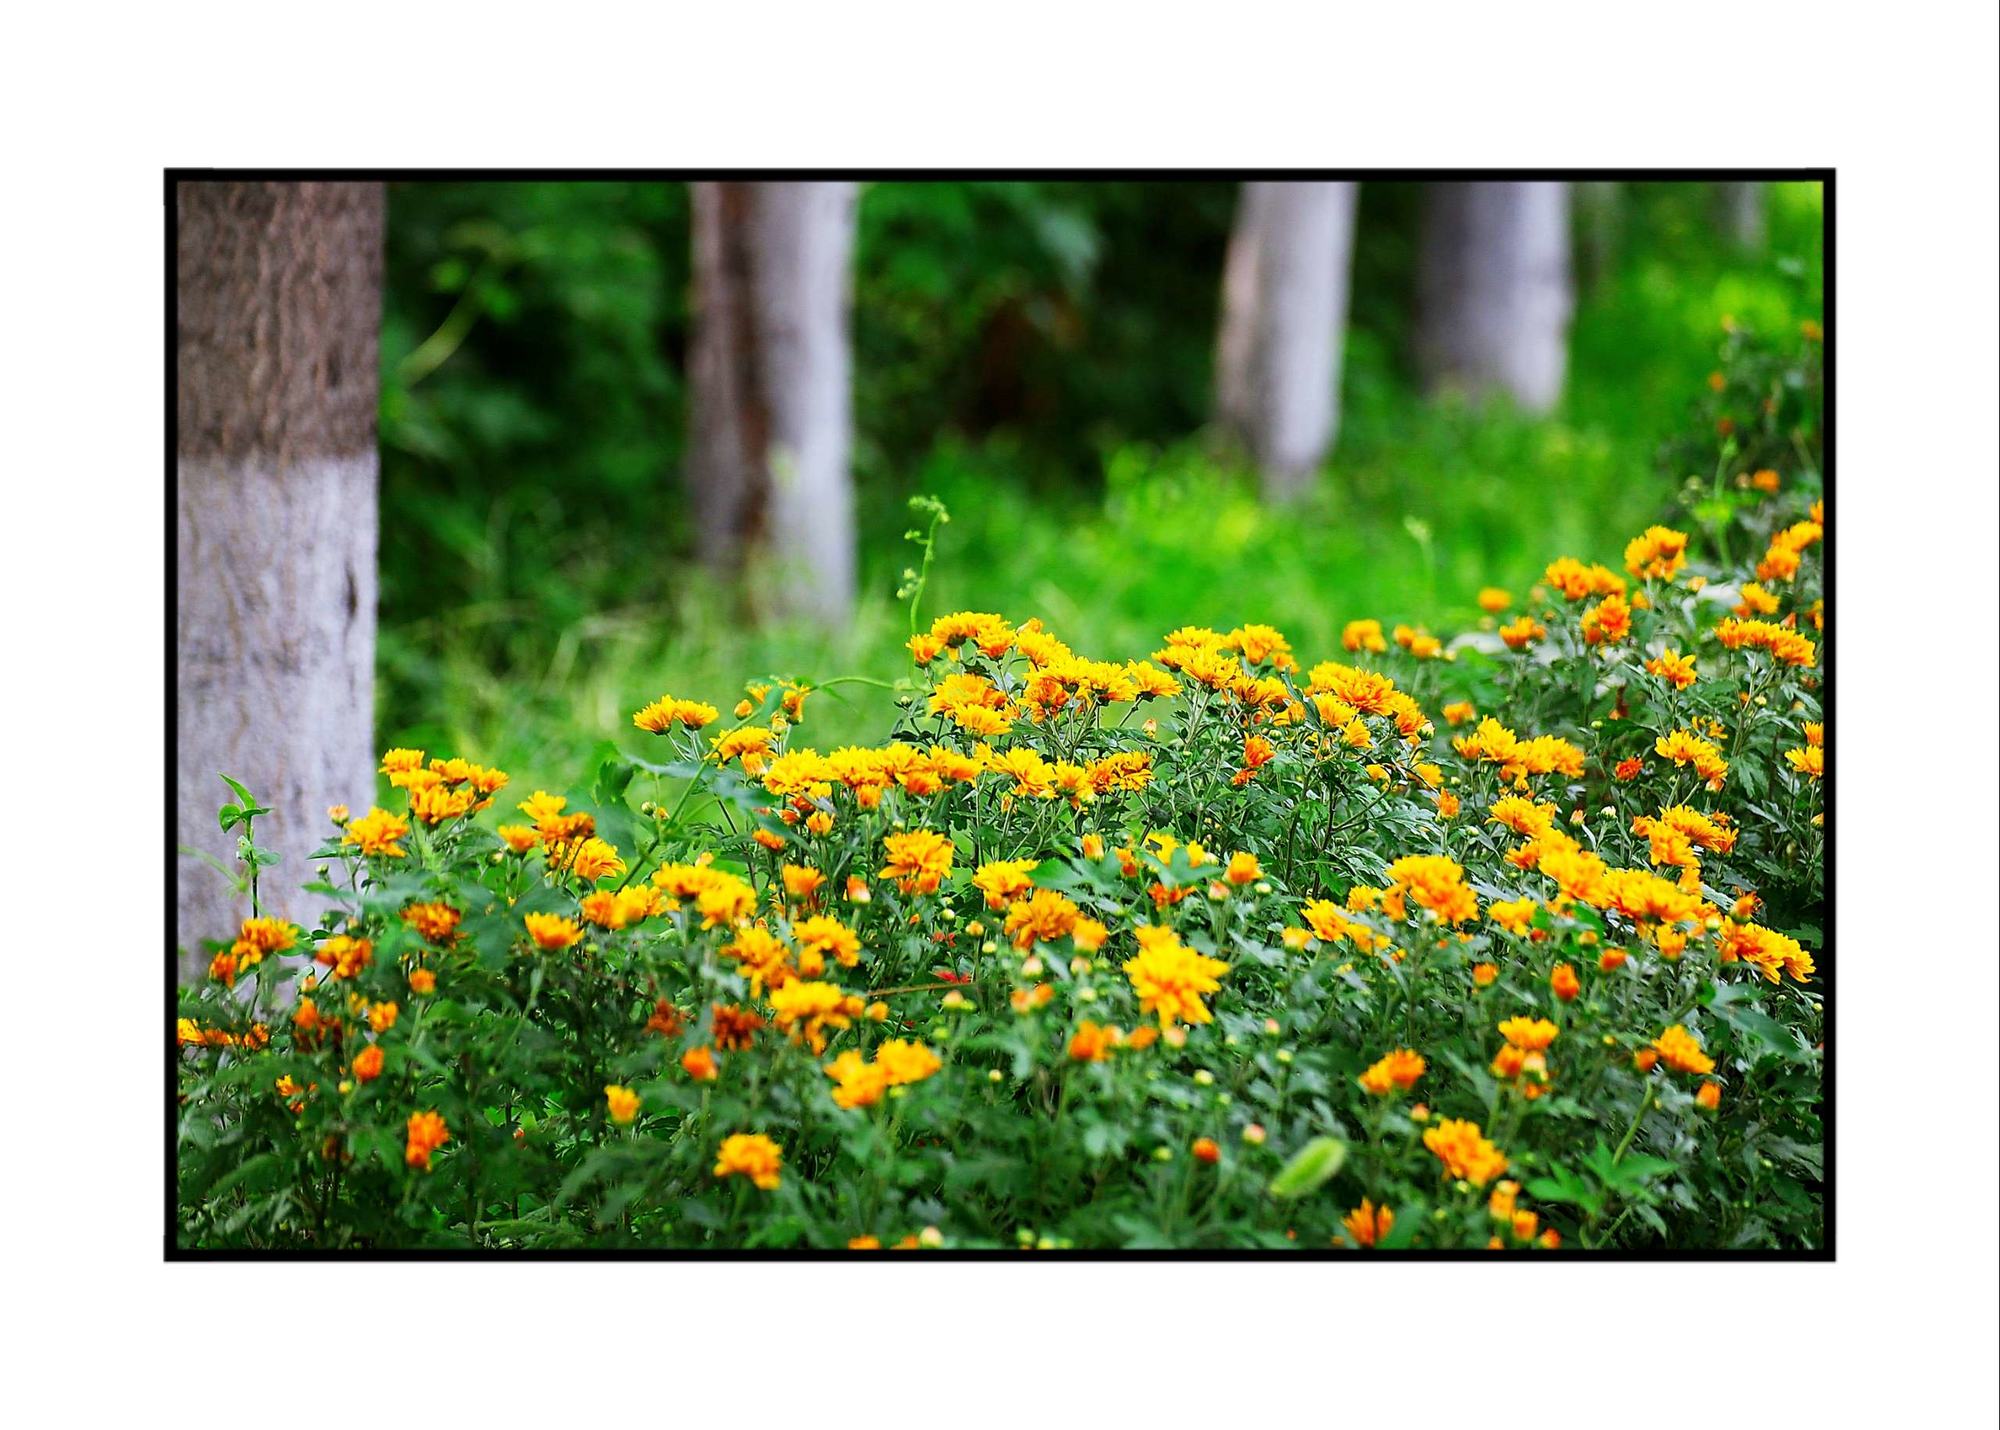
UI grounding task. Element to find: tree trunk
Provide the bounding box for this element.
[1416,181,1573,413]
[1715,180,1766,250]
[686,181,858,622]
[1214,180,1358,500]
[1574,180,1621,297]
[176,181,384,982]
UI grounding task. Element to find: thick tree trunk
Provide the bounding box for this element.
[1416,181,1573,413]
[1214,180,1357,500]
[686,181,858,622]
[1715,180,1766,250]
[176,181,384,982]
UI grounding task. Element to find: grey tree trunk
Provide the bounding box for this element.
[176,181,384,983]
[1715,180,1766,250]
[1214,180,1358,500]
[686,181,858,623]
[1416,181,1574,413]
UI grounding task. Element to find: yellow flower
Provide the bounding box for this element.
[1003,889,1081,949]
[880,829,954,894]
[1651,1024,1715,1075]
[1122,925,1230,1028]
[713,1133,783,1190]
[1623,526,1690,580]
[1341,619,1388,654]
[524,913,583,951]
[875,1038,942,1086]
[1646,649,1697,689]
[1422,1118,1509,1184]
[604,1084,641,1125]
[823,1050,891,1109]
[768,980,865,1053]
[1497,1016,1558,1051]
[972,858,1039,910]
[633,694,719,733]
[343,807,411,858]
[1357,1049,1426,1095]
[1477,588,1512,614]
[1785,745,1824,779]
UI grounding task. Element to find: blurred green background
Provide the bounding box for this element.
[375,180,1823,790]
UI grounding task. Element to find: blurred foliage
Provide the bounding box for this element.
[377,179,1823,793]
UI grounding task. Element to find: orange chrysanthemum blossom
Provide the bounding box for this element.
[1755,519,1823,583]
[405,1110,450,1171]
[1067,1019,1124,1062]
[879,829,955,894]
[653,862,757,929]
[1543,557,1627,602]
[720,926,794,996]
[1004,889,1082,949]
[876,1038,942,1086]
[1453,718,1584,788]
[792,914,862,969]
[1477,587,1512,614]
[1497,1016,1559,1052]
[1623,526,1690,581]
[1580,593,1632,646]
[604,1084,641,1125]
[1733,581,1781,617]
[928,671,1016,736]
[823,1050,892,1110]
[1715,617,1817,668]
[1646,649,1697,690]
[343,806,411,858]
[1300,898,1383,951]
[972,858,1039,910]
[1655,728,1730,789]
[1651,1024,1716,1076]
[1342,1199,1395,1248]
[633,693,719,734]
[1122,925,1230,1028]
[400,901,461,945]
[1358,1049,1427,1095]
[1716,920,1815,983]
[1385,854,1479,924]
[1423,1118,1510,1185]
[580,885,659,931]
[523,913,583,951]
[713,1133,783,1190]
[1785,744,1824,779]
[1498,614,1547,650]
[1486,897,1539,936]
[767,980,865,1053]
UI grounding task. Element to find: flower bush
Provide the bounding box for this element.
[178,475,1825,1252]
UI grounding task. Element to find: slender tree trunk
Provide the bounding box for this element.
[1214,180,1357,500]
[686,181,858,623]
[1715,180,1766,250]
[1574,180,1621,297]
[1416,181,1573,413]
[176,181,384,982]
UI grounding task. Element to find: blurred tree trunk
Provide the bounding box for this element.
[1416,181,1573,413]
[1214,180,1357,500]
[1715,180,1767,250]
[686,181,858,622]
[177,181,384,982]
[1574,180,1621,297]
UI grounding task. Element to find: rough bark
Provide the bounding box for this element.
[686,181,858,622]
[1715,180,1767,250]
[176,181,384,982]
[1214,180,1358,500]
[1416,181,1574,413]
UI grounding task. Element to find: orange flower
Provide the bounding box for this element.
[523,913,584,951]
[1550,963,1581,1002]
[1423,1118,1509,1185]
[1358,1048,1427,1095]
[1192,1137,1221,1165]
[352,1044,385,1082]
[1696,1080,1722,1111]
[713,1132,783,1190]
[408,967,437,996]
[1342,1199,1395,1248]
[405,1110,450,1171]
[681,1046,719,1081]
[1652,1024,1715,1075]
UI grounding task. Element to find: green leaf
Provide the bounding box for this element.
[1267,1137,1347,1199]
